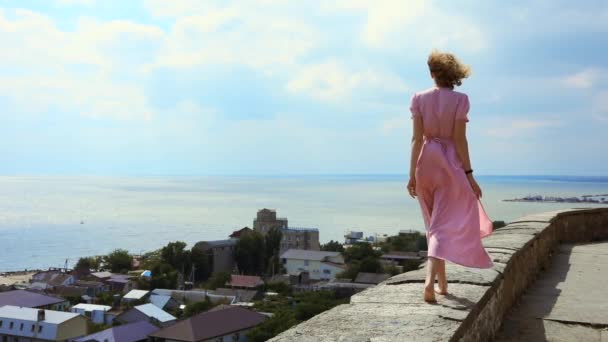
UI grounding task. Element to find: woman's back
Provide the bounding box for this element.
[410,87,470,139]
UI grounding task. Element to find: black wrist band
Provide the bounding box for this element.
[464,169,473,174]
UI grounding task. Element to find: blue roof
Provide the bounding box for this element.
[135,304,176,323]
[204,239,237,247]
[74,321,159,342]
[150,294,172,309]
[0,290,65,308]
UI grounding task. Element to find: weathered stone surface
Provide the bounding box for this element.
[495,241,608,341]
[351,283,489,312]
[496,318,602,342]
[385,263,501,286]
[482,232,535,251]
[510,208,590,224]
[500,221,551,230]
[271,208,608,342]
[268,303,462,342]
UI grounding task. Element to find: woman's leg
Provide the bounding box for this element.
[436,259,448,295]
[424,257,439,303]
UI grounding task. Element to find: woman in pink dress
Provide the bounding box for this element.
[406,51,493,303]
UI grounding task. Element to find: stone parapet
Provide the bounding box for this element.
[270,207,608,341]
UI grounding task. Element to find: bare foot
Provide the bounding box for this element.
[424,286,437,303]
[436,280,448,295]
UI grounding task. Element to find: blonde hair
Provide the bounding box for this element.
[427,50,471,88]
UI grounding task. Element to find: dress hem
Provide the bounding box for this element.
[427,252,494,269]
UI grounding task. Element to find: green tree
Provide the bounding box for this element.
[343,243,380,263]
[190,247,211,283]
[75,256,101,273]
[336,262,360,281]
[415,235,428,251]
[294,291,347,321]
[183,297,213,317]
[235,231,266,275]
[161,241,192,272]
[150,263,178,289]
[321,240,344,252]
[204,271,231,290]
[358,256,383,273]
[104,249,132,273]
[246,309,297,342]
[265,227,283,276]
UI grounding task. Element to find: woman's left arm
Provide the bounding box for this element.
[407,116,424,198]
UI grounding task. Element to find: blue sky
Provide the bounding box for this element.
[0,0,606,176]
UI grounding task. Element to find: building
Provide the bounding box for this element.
[89,273,135,294]
[74,280,108,297]
[0,305,87,341]
[70,304,112,325]
[0,290,70,311]
[151,289,237,306]
[30,271,75,290]
[228,227,253,239]
[225,275,263,290]
[115,304,176,327]
[121,289,150,305]
[73,321,159,342]
[149,306,267,342]
[280,249,346,281]
[192,239,236,274]
[149,295,180,311]
[253,209,320,253]
[253,208,288,234]
[209,288,258,304]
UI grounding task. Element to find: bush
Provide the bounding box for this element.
[103,249,132,273]
[204,271,231,290]
[246,309,297,342]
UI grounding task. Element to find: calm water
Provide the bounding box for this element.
[1,175,607,272]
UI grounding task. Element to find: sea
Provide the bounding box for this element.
[1,175,607,272]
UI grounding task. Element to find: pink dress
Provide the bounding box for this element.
[410,87,493,269]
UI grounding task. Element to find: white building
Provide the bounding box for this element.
[70,303,112,325]
[280,249,346,280]
[121,289,149,303]
[0,305,87,341]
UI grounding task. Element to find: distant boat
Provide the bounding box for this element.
[80,220,84,224]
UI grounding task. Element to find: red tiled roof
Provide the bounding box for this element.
[226,275,263,288]
[149,306,267,341]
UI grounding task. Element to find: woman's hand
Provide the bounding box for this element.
[407,177,417,198]
[467,174,482,198]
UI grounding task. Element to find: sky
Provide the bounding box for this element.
[0,0,606,176]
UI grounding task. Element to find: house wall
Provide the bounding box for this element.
[116,308,150,325]
[56,316,88,341]
[211,246,235,274]
[284,259,344,280]
[70,308,105,324]
[0,319,58,340]
[280,231,320,253]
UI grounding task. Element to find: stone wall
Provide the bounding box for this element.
[269,208,608,342]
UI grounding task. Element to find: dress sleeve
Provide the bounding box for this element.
[409,93,421,119]
[456,94,470,122]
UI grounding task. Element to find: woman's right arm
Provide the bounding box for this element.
[453,120,482,198]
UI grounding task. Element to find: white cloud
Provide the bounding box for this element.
[143,1,319,74]
[287,60,409,102]
[485,118,562,138]
[0,9,163,120]
[560,68,605,89]
[323,0,488,51]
